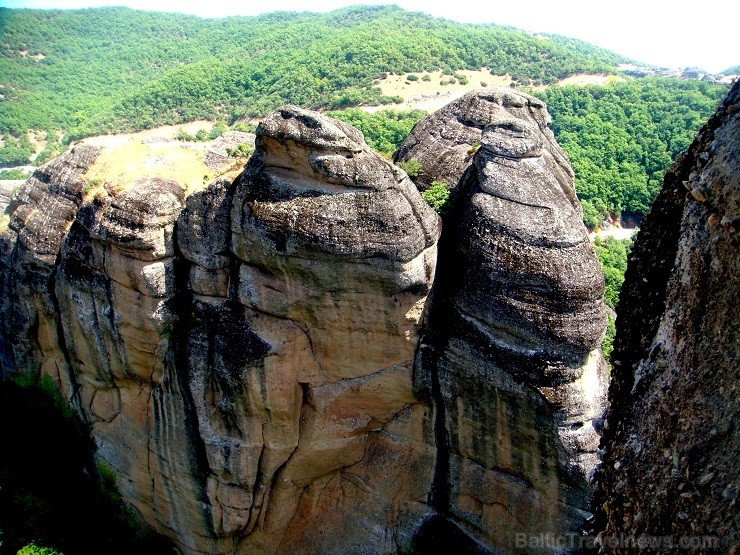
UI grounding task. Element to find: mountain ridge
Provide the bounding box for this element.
[0,5,628,142]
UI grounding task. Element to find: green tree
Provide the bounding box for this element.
[593,235,631,309]
[328,108,426,156]
[17,543,64,555]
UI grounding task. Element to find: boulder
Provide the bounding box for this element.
[204,131,256,170]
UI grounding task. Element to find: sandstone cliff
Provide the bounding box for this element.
[410,89,608,552]
[597,80,739,552]
[0,92,608,554]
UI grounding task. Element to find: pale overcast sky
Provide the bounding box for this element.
[1,0,737,73]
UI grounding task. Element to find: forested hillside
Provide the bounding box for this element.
[537,78,725,224]
[0,5,625,157]
[0,6,730,228]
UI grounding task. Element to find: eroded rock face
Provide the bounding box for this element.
[0,98,608,554]
[218,107,439,552]
[412,88,608,552]
[0,108,441,554]
[0,145,100,384]
[597,80,739,552]
[51,177,216,551]
[393,88,578,200]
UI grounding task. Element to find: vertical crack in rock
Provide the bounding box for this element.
[170,223,219,538]
[49,256,88,420]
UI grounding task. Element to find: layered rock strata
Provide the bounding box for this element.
[0,108,442,553]
[0,93,609,554]
[0,145,101,384]
[412,88,608,553]
[597,80,739,552]
[392,89,575,198]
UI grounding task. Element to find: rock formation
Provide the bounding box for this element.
[203,130,256,170]
[183,106,441,553]
[597,80,739,552]
[392,89,571,197]
[0,179,22,215]
[411,88,608,552]
[0,92,608,554]
[0,108,442,553]
[0,145,101,381]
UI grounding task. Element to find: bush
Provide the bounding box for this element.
[0,168,30,180]
[398,158,422,178]
[175,128,192,141]
[226,143,254,158]
[581,200,602,229]
[406,74,418,81]
[328,108,426,156]
[421,74,432,82]
[602,313,617,361]
[33,142,64,165]
[17,543,64,555]
[231,122,257,133]
[208,121,228,140]
[421,181,451,214]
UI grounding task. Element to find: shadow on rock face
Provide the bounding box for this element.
[412,514,495,555]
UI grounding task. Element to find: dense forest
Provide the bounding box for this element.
[0,6,625,149]
[0,6,729,227]
[537,78,725,225]
[592,236,633,358]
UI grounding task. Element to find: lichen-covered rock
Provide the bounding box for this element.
[393,88,577,200]
[597,80,739,553]
[0,98,609,554]
[412,88,608,552]
[215,105,440,552]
